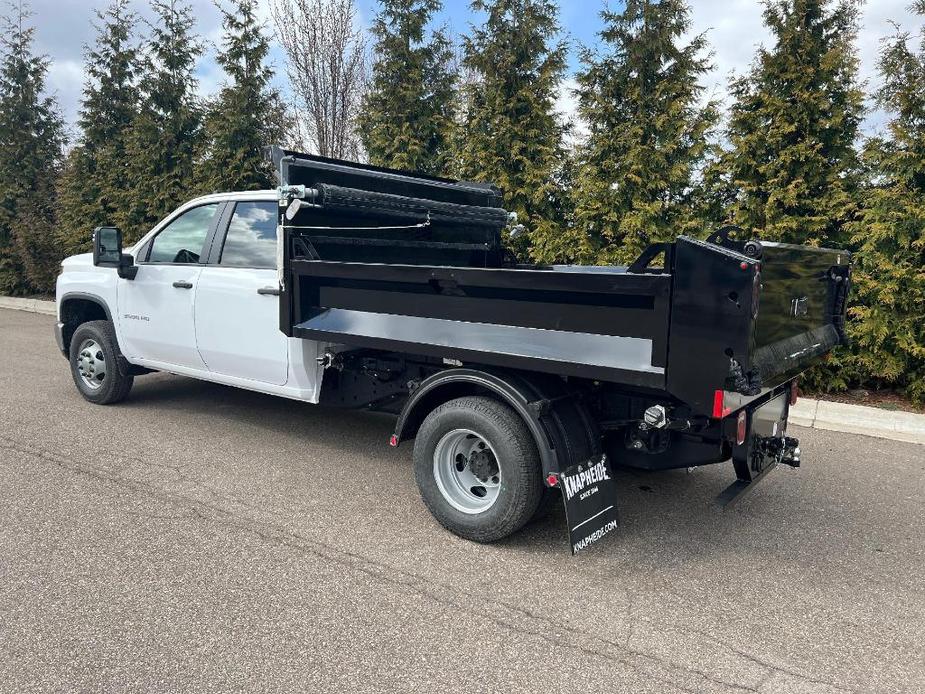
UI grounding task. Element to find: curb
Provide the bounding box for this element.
[1,296,923,446]
[790,398,925,446]
[0,296,56,316]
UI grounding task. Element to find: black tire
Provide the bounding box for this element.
[69,320,134,405]
[413,396,544,543]
[530,485,562,522]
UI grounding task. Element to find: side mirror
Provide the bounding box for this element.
[93,226,122,265]
[92,226,137,280]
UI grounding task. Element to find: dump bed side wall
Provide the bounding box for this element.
[279,151,673,388]
[288,260,671,387]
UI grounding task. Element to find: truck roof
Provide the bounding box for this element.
[184,190,277,205]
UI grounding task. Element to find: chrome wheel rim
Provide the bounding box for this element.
[75,338,107,389]
[433,429,501,514]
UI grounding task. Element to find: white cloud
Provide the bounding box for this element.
[44,59,85,138]
[854,0,921,132]
[555,77,587,144]
[685,0,921,134]
[683,0,770,113]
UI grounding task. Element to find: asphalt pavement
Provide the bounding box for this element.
[1,307,923,693]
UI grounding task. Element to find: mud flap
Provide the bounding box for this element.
[559,454,620,555]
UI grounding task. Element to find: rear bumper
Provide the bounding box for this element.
[54,321,67,357]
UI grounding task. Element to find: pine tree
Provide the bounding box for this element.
[455,0,568,261]
[121,0,203,242]
[58,0,140,256]
[201,0,283,192]
[358,0,456,176]
[721,0,864,247]
[570,0,718,266]
[0,1,66,294]
[846,2,925,402]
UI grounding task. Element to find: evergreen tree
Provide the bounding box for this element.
[58,0,140,255]
[721,0,864,247]
[358,0,456,175]
[570,0,718,266]
[121,0,203,242]
[0,1,66,294]
[846,2,925,402]
[201,0,283,192]
[455,0,567,261]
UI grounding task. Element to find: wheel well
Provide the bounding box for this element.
[395,370,601,477]
[400,382,501,441]
[60,297,109,353]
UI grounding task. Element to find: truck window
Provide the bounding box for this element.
[147,204,219,264]
[219,202,277,269]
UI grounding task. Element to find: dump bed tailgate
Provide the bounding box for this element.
[666,237,850,417]
[751,243,850,384]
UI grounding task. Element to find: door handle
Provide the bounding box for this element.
[257,286,281,296]
[172,280,193,289]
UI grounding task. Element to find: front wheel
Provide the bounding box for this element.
[69,320,134,405]
[413,396,544,543]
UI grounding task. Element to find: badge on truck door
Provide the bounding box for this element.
[559,454,619,555]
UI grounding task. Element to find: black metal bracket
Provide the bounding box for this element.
[291,236,320,260]
[117,254,138,280]
[705,225,764,260]
[827,264,851,344]
[628,242,673,274]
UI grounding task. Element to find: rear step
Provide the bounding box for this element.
[718,435,800,508]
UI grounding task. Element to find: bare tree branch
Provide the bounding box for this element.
[271,0,366,159]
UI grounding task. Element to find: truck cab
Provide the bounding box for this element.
[56,191,328,403]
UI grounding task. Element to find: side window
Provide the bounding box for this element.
[147,204,220,264]
[219,202,278,269]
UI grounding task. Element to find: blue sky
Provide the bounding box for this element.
[24,0,922,140]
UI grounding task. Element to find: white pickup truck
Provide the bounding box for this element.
[55,151,849,551]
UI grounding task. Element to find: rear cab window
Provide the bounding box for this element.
[220,202,278,269]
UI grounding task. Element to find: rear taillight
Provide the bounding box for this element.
[736,410,748,446]
[712,390,732,419]
[751,271,761,318]
[790,379,799,406]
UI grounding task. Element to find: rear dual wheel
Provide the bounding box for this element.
[413,396,545,543]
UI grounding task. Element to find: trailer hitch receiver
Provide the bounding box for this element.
[754,434,800,470]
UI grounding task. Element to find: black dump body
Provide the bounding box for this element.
[274,149,850,419]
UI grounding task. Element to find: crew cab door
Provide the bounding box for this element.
[118,203,222,369]
[193,201,290,385]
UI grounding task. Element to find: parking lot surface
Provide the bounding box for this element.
[1,308,923,693]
